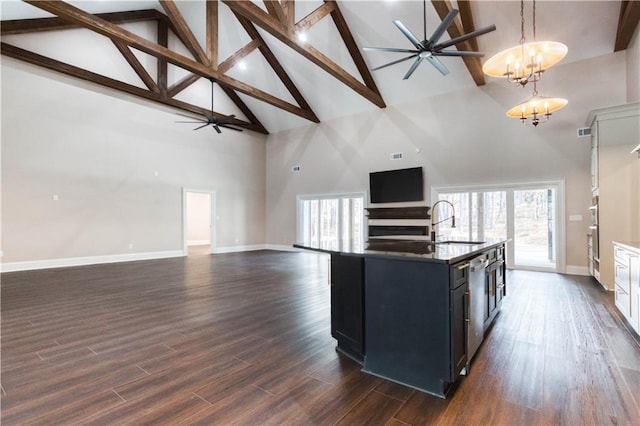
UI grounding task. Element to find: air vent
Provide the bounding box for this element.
[577,127,592,137]
[390,152,403,160]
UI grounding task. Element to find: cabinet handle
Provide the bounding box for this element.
[457,263,470,270]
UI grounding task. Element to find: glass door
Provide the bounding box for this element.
[512,188,556,268]
[436,182,563,272]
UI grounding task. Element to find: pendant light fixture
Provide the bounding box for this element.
[482,0,567,87]
[506,81,567,126]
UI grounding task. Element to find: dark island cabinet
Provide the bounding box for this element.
[484,251,506,329]
[330,254,365,362]
[450,261,470,379]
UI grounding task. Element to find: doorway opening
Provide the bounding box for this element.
[183,188,216,256]
[433,181,565,273]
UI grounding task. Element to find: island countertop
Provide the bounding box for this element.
[294,238,509,264]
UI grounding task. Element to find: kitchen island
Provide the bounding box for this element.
[294,238,507,398]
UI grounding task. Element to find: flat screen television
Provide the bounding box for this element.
[369,167,423,203]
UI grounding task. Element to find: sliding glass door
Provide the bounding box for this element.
[435,182,563,272]
[297,193,365,252]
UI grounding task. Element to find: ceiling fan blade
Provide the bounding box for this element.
[176,120,208,124]
[371,53,418,71]
[403,57,424,80]
[433,50,485,57]
[393,20,425,49]
[363,46,419,54]
[434,24,496,50]
[219,124,244,132]
[193,123,210,131]
[213,124,222,134]
[428,9,459,46]
[424,55,450,76]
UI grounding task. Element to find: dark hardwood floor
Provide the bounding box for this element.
[2,249,639,425]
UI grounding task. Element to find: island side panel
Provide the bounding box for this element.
[363,257,451,397]
[330,254,365,362]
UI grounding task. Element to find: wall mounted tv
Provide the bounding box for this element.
[369,167,424,203]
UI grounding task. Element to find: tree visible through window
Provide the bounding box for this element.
[298,194,365,252]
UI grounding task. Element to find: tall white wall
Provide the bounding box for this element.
[265,52,629,272]
[627,22,640,102]
[1,59,267,266]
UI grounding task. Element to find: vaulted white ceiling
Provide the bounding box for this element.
[0,1,633,134]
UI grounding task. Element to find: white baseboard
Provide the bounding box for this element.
[187,240,211,246]
[264,244,302,252]
[213,244,268,254]
[1,250,184,273]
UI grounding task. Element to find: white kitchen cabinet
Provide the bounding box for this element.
[586,103,640,290]
[613,242,640,335]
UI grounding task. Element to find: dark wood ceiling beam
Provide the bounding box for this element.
[0,9,166,35]
[325,0,382,106]
[456,1,478,52]
[220,86,268,134]
[223,0,385,108]
[233,13,318,120]
[283,0,295,30]
[157,19,169,98]
[206,0,218,68]
[22,0,316,122]
[295,1,335,33]
[167,73,201,98]
[112,40,160,93]
[0,42,266,133]
[159,0,209,66]
[431,0,485,86]
[264,1,288,29]
[218,39,261,74]
[614,0,640,52]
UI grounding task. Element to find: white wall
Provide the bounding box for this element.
[265,52,629,272]
[627,22,640,102]
[1,59,267,266]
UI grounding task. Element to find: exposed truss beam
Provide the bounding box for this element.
[206,0,218,68]
[0,9,167,35]
[233,13,318,122]
[295,1,335,33]
[457,1,478,53]
[264,1,288,29]
[218,39,261,74]
[614,0,640,52]
[159,0,209,66]
[167,73,201,98]
[223,0,385,108]
[22,0,317,123]
[112,40,160,93]
[1,42,266,134]
[431,0,485,86]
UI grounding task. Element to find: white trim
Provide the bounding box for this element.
[565,265,590,276]
[265,244,302,252]
[0,250,184,273]
[187,240,211,246]
[213,244,268,254]
[183,188,216,255]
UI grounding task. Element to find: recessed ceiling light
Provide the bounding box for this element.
[296,31,308,43]
[238,60,247,71]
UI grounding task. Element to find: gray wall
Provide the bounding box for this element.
[1,59,267,265]
[265,51,632,272]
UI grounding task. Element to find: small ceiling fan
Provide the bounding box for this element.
[176,78,243,133]
[364,0,496,79]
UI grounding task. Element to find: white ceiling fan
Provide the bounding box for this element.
[364,0,496,79]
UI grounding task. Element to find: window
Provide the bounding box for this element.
[297,193,365,252]
[434,181,564,272]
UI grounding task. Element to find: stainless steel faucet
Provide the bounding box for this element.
[430,200,456,242]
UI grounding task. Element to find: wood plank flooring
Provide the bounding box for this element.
[2,249,639,425]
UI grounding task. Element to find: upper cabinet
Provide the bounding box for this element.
[586,102,640,290]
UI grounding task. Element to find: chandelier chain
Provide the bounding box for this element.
[533,0,536,42]
[519,0,525,45]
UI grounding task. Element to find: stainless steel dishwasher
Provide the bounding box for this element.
[467,255,489,365]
